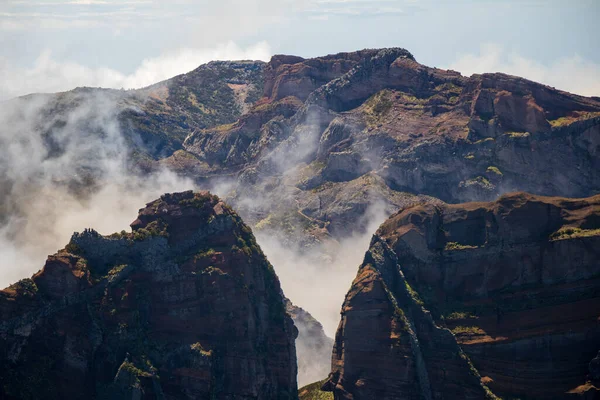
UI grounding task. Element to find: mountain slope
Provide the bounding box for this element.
[5,48,599,246]
[0,191,298,400]
[324,192,600,399]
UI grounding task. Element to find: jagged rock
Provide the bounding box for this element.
[325,192,600,399]
[0,191,298,400]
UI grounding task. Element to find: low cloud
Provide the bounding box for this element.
[447,43,600,97]
[0,41,272,100]
[0,90,194,288]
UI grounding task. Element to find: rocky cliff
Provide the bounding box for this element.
[324,192,600,399]
[0,191,298,400]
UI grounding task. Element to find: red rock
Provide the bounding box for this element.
[0,191,298,400]
[326,192,600,399]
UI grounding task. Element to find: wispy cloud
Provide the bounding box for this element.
[304,0,422,17]
[447,43,600,97]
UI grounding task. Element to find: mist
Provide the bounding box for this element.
[0,90,194,287]
[0,81,391,387]
[255,202,388,337]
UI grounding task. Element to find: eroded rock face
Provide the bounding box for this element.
[325,192,600,399]
[286,300,334,387]
[171,47,600,250]
[0,191,298,400]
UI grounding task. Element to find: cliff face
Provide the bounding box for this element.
[172,48,600,242]
[325,192,600,399]
[0,191,298,400]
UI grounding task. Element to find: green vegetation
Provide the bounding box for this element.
[464,154,475,160]
[473,137,495,145]
[372,92,393,115]
[194,248,216,261]
[445,242,478,251]
[8,278,38,296]
[178,192,219,209]
[132,220,169,241]
[486,166,502,176]
[65,242,82,255]
[461,176,494,190]
[405,281,424,306]
[444,311,479,321]
[107,264,127,278]
[451,325,485,335]
[459,351,500,400]
[120,361,153,378]
[550,226,600,241]
[298,380,333,400]
[548,116,573,127]
[107,230,129,240]
[548,112,600,127]
[505,131,530,138]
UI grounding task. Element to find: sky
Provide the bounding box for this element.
[0,0,599,100]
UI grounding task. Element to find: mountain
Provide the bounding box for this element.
[323,192,600,399]
[171,48,600,239]
[0,191,298,399]
[2,47,600,398]
[7,47,599,246]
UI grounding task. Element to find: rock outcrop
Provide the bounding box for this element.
[324,192,600,399]
[286,300,334,387]
[0,191,298,400]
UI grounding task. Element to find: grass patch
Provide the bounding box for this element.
[549,116,573,127]
[473,137,495,145]
[451,325,486,335]
[486,166,503,176]
[460,176,493,190]
[8,278,39,297]
[299,379,333,400]
[445,242,478,251]
[505,131,530,138]
[550,227,600,241]
[405,281,424,306]
[444,311,479,321]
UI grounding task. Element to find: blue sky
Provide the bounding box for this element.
[1,0,598,99]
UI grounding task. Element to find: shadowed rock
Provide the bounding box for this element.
[0,190,298,400]
[324,192,600,399]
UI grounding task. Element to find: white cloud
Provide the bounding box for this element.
[0,41,272,100]
[447,43,600,97]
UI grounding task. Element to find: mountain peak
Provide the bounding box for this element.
[0,191,298,399]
